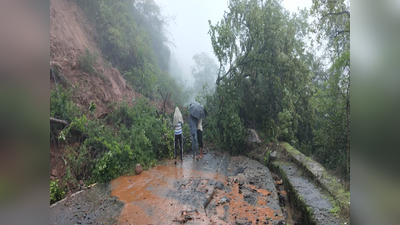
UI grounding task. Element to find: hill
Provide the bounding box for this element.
[50,0,140,116]
[50,0,177,199]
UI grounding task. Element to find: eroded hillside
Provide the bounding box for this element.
[50,0,140,117]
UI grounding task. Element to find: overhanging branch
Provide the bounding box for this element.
[216,39,255,85]
[334,30,350,38]
[321,11,350,19]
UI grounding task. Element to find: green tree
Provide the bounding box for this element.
[311,0,350,177]
[207,0,314,151]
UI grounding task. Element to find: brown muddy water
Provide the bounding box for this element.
[50,151,289,224]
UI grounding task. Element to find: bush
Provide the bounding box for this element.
[218,111,246,155]
[50,180,65,204]
[52,88,176,200]
[50,85,80,122]
[58,97,175,184]
[78,47,98,75]
[201,91,246,155]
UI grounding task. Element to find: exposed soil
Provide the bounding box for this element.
[50,0,140,117]
[49,0,175,194]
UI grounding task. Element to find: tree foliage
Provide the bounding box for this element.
[311,0,350,177]
[77,0,187,104]
[51,90,174,186]
[207,0,314,149]
[204,0,350,178]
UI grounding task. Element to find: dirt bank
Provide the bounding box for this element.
[50,0,140,117]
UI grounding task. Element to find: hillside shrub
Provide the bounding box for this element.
[77,47,98,75]
[58,97,175,185]
[50,180,65,204]
[50,85,80,122]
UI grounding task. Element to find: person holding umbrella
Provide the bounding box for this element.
[188,106,199,159]
[173,107,184,162]
[188,102,207,160]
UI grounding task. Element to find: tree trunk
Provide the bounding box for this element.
[50,117,69,126]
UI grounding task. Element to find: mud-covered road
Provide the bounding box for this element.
[50,151,286,224]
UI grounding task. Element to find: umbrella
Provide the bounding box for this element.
[188,102,207,119]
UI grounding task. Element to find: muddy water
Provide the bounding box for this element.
[50,151,286,224]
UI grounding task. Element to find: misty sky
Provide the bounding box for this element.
[156,0,312,86]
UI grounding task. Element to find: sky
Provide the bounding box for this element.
[155,0,313,86]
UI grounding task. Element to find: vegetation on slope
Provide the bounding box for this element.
[77,0,190,104]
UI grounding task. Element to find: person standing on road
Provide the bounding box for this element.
[173,107,184,162]
[188,112,199,160]
[197,118,203,158]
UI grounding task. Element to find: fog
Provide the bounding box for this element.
[156,0,312,87]
[155,0,227,86]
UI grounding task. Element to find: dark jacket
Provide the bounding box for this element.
[188,114,198,136]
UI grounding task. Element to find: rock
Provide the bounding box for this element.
[135,164,143,175]
[270,151,277,160]
[247,129,261,144]
[215,181,224,190]
[51,169,58,177]
[219,197,227,204]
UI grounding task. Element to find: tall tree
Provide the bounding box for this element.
[207,0,314,151]
[311,0,350,177]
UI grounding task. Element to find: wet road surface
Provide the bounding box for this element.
[50,151,285,224]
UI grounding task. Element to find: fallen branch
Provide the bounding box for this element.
[50,117,69,126]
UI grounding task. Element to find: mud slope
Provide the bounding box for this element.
[50,0,139,116]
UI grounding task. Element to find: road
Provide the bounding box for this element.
[50,150,285,224]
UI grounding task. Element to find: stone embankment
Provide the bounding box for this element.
[254,142,351,225]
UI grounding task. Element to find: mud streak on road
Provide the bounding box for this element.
[50,151,285,224]
[111,152,284,224]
